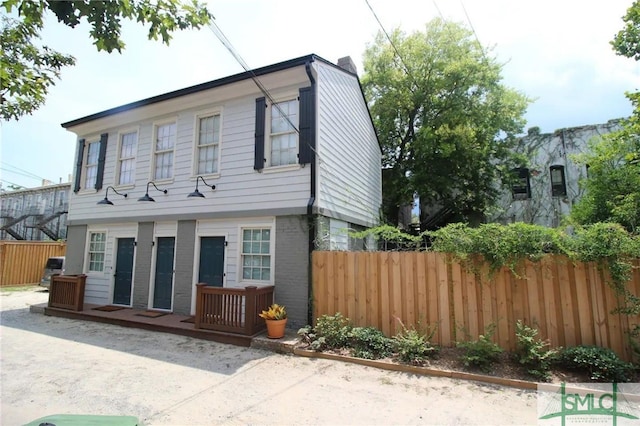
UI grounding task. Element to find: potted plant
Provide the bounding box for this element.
[259,303,287,339]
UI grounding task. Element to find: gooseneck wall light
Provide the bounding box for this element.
[187,176,216,198]
[97,186,128,205]
[138,181,168,202]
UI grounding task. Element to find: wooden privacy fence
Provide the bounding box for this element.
[312,251,640,361]
[0,241,66,286]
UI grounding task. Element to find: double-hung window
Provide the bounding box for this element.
[241,228,271,281]
[269,99,298,167]
[88,232,106,272]
[154,123,176,180]
[84,141,100,189]
[197,114,220,175]
[118,132,137,185]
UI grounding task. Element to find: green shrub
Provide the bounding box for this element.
[313,313,352,350]
[457,324,503,371]
[515,320,558,381]
[559,345,637,382]
[348,327,394,360]
[393,322,439,365]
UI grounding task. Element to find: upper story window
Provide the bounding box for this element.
[154,123,176,180]
[118,132,137,185]
[241,228,271,281]
[269,99,298,167]
[84,141,100,189]
[511,167,531,200]
[550,165,567,197]
[58,190,66,207]
[88,231,106,272]
[197,114,220,175]
[73,133,108,193]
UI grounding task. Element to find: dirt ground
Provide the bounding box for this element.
[1,287,539,425]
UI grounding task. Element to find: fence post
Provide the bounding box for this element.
[74,274,86,311]
[244,286,257,335]
[195,283,206,329]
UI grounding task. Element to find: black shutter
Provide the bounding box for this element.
[73,139,85,193]
[254,97,266,171]
[94,133,108,190]
[298,86,315,165]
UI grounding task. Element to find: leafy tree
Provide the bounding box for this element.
[361,19,531,229]
[570,0,640,233]
[570,119,640,233]
[612,0,640,61]
[1,0,212,121]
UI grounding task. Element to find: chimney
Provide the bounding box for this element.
[337,56,358,75]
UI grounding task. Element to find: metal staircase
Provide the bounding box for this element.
[0,214,30,240]
[24,210,68,240]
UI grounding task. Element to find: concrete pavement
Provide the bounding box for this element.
[1,288,538,425]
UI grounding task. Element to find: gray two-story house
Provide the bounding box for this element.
[61,54,381,328]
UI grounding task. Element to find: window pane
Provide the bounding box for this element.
[88,232,106,272]
[251,269,261,280]
[156,123,176,151]
[85,165,97,189]
[87,143,100,165]
[240,228,271,281]
[121,133,137,158]
[155,152,173,179]
[119,158,135,185]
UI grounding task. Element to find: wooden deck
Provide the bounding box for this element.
[43,303,260,347]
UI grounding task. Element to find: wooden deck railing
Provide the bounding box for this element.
[194,284,274,335]
[48,274,86,311]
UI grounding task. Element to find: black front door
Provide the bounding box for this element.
[199,237,225,287]
[153,237,175,310]
[113,238,135,305]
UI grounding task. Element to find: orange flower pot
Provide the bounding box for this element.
[265,318,287,339]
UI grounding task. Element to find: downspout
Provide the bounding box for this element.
[305,61,316,327]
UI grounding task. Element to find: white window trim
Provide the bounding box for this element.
[150,119,177,182]
[115,127,139,188]
[192,107,223,179]
[266,91,299,169]
[84,229,108,275]
[237,223,275,286]
[78,135,101,195]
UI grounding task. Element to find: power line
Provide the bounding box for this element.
[207,16,379,216]
[364,0,418,92]
[0,179,26,188]
[207,20,299,135]
[0,162,49,181]
[459,0,488,60]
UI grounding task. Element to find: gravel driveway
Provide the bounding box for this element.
[1,287,538,425]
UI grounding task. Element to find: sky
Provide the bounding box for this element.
[1,0,638,190]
